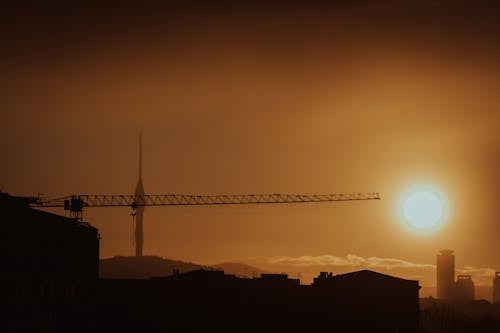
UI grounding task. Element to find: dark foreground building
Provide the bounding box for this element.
[312,270,420,332]
[91,269,420,333]
[2,192,100,298]
[2,192,100,331]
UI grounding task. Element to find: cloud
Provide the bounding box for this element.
[367,257,435,270]
[268,254,363,267]
[268,254,435,270]
[457,266,497,285]
[267,254,498,285]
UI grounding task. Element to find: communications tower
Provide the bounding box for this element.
[134,131,145,256]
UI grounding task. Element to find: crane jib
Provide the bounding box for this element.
[35,193,381,213]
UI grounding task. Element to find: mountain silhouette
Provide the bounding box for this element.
[99,256,207,279]
[211,262,267,278]
[99,256,265,279]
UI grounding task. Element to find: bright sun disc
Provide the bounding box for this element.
[398,186,449,234]
[403,191,443,229]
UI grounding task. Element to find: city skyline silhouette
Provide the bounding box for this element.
[1,1,500,331]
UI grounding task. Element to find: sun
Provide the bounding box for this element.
[399,186,448,234]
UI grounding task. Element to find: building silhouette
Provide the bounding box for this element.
[311,269,420,332]
[455,275,475,300]
[436,250,478,301]
[94,269,420,332]
[2,192,99,301]
[494,272,500,304]
[437,249,456,299]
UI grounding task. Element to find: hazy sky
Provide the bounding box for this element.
[1,1,499,288]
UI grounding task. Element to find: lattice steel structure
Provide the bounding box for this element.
[34,192,381,209]
[31,191,380,256]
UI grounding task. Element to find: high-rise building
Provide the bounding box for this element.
[454,275,474,300]
[494,272,500,304]
[436,249,455,299]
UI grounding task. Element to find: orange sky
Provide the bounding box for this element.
[1,1,499,289]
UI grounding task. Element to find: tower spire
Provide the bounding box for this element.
[134,129,145,256]
[139,129,142,180]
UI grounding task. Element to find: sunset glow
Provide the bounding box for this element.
[2,1,500,305]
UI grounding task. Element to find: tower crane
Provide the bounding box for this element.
[30,192,381,255]
[29,132,381,256]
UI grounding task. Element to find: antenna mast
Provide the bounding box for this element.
[134,130,145,256]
